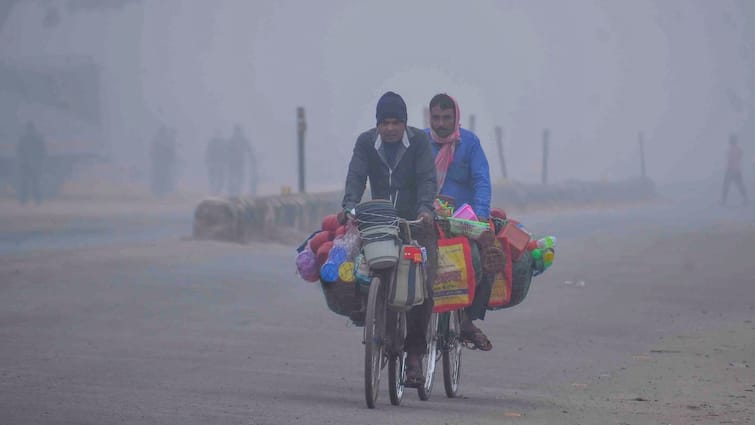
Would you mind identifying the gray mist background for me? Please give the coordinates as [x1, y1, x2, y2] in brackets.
[1, 0, 753, 196]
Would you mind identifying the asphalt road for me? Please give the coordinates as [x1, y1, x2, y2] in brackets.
[0, 196, 753, 424]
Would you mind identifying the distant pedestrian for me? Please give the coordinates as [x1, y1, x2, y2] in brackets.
[16, 121, 47, 205]
[205, 130, 227, 195]
[721, 134, 748, 206]
[226, 124, 253, 197]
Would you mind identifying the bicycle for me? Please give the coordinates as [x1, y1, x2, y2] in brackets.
[417, 216, 479, 400]
[417, 296, 464, 400]
[361, 216, 426, 409]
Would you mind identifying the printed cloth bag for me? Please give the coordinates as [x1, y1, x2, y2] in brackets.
[433, 225, 476, 313]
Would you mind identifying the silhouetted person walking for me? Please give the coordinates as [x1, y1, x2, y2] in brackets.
[16, 121, 47, 205]
[205, 130, 227, 195]
[226, 124, 253, 197]
[721, 134, 748, 206]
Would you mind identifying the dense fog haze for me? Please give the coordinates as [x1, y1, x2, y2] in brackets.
[1, 0, 753, 196]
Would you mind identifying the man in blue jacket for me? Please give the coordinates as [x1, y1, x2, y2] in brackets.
[426, 93, 494, 351]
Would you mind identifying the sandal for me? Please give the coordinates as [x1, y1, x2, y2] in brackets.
[461, 327, 493, 351]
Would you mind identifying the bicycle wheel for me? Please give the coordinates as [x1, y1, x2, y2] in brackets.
[364, 276, 386, 408]
[417, 312, 439, 400]
[442, 309, 463, 398]
[388, 348, 405, 405]
[388, 309, 406, 406]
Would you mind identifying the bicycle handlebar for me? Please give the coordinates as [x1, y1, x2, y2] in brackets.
[344, 208, 425, 226]
[398, 218, 425, 225]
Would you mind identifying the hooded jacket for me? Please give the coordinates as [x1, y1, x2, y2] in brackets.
[342, 126, 437, 219]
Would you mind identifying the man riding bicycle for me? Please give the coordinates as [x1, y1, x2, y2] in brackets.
[339, 91, 438, 386]
[426, 93, 494, 351]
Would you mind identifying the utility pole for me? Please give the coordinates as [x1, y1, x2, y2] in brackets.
[542, 129, 550, 185]
[468, 114, 476, 133]
[296, 106, 306, 193]
[423, 106, 430, 129]
[494, 126, 508, 180]
[638, 131, 646, 179]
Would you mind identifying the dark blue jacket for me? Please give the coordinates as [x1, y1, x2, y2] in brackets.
[343, 126, 437, 220]
[426, 128, 491, 219]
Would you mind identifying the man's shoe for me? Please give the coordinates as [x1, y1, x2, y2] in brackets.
[404, 353, 425, 388]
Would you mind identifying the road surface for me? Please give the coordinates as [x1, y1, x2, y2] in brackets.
[0, 195, 753, 424]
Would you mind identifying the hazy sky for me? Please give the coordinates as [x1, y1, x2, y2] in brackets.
[1, 0, 753, 194]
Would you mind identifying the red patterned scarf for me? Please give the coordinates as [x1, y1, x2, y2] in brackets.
[429, 95, 461, 192]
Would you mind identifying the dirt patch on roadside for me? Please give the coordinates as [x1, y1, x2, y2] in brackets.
[532, 322, 755, 424]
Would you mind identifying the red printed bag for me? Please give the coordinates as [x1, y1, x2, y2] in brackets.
[433, 225, 476, 313]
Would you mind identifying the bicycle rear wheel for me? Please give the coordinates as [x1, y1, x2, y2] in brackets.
[417, 312, 438, 401]
[364, 276, 385, 408]
[442, 309, 463, 398]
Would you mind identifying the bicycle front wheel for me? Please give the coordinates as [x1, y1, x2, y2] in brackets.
[388, 348, 405, 405]
[418, 312, 439, 401]
[364, 276, 385, 408]
[387, 308, 406, 406]
[442, 309, 463, 398]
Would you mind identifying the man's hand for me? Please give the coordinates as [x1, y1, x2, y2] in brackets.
[337, 208, 352, 225]
[417, 211, 435, 227]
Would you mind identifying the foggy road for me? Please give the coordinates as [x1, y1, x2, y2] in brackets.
[0, 199, 195, 256]
[0, 213, 191, 256]
[1, 199, 753, 424]
[3, 1, 754, 422]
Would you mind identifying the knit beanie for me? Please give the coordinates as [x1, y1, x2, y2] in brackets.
[375, 91, 407, 124]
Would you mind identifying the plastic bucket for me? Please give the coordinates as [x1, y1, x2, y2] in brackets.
[355, 200, 399, 270]
[362, 238, 399, 269]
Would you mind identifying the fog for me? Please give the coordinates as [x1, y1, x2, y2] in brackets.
[1, 0, 753, 196]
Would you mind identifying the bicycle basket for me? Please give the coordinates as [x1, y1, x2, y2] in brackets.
[445, 217, 491, 239]
[320, 279, 362, 317]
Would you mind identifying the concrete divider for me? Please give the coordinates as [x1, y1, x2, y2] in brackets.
[193, 192, 341, 243]
[193, 178, 656, 243]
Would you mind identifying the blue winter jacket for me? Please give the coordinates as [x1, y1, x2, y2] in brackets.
[426, 128, 492, 219]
